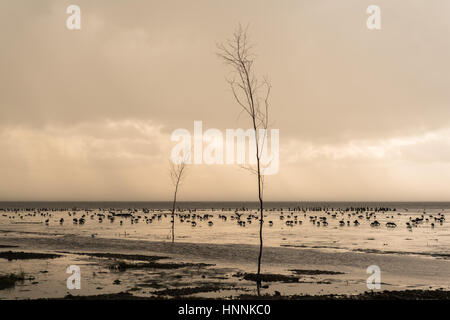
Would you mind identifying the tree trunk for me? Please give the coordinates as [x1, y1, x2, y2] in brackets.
[257, 182, 263, 296]
[253, 124, 264, 296]
[171, 185, 178, 243]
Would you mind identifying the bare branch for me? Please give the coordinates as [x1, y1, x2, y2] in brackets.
[217, 25, 273, 294]
[169, 157, 188, 243]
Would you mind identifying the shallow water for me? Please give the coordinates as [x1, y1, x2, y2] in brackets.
[0, 206, 449, 299]
[0, 208, 448, 256]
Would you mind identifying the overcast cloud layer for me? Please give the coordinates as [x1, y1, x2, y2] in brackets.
[1, 0, 450, 201]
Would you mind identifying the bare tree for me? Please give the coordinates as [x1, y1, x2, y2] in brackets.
[169, 161, 187, 243]
[217, 24, 271, 295]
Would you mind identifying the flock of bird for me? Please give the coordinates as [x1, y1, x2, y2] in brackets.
[0, 206, 446, 231]
[277, 209, 445, 230]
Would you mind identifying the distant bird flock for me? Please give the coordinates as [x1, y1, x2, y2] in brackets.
[0, 206, 445, 232]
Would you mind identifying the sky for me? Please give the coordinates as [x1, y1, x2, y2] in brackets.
[1, 0, 450, 201]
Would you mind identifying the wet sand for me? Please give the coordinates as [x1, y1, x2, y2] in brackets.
[1, 204, 450, 299]
[1, 233, 450, 299]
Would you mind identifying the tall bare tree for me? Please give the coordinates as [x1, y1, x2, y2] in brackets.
[217, 24, 271, 295]
[169, 161, 187, 243]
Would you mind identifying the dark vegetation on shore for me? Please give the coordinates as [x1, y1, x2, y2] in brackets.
[239, 289, 450, 300]
[234, 272, 300, 283]
[108, 260, 214, 271]
[152, 284, 235, 297]
[290, 269, 345, 275]
[56, 289, 450, 300]
[0, 251, 61, 261]
[58, 251, 169, 262]
[0, 272, 26, 290]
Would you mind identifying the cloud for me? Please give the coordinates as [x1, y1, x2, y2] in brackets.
[2, 0, 450, 140]
[283, 127, 450, 164]
[2, 0, 450, 200]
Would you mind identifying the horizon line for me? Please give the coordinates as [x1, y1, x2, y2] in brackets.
[1, 200, 450, 203]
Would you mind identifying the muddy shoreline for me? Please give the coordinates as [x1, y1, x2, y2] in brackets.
[2, 234, 450, 299]
[2, 234, 448, 270]
[54, 289, 450, 300]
